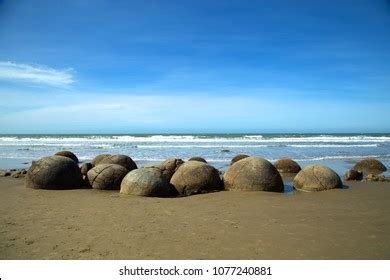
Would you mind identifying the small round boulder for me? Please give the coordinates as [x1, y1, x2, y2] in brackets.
[274, 159, 301, 173]
[224, 157, 284, 192]
[293, 165, 342, 192]
[81, 162, 93, 176]
[156, 158, 184, 181]
[98, 154, 137, 171]
[188, 157, 207, 163]
[120, 168, 171, 197]
[353, 158, 387, 175]
[87, 164, 128, 190]
[230, 154, 249, 165]
[55, 150, 79, 163]
[344, 169, 363, 181]
[25, 156, 83, 189]
[92, 154, 111, 166]
[170, 161, 222, 195]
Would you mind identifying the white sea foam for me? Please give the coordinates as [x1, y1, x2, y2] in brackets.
[136, 144, 270, 148]
[295, 154, 390, 161]
[288, 144, 378, 148]
[1, 134, 390, 143]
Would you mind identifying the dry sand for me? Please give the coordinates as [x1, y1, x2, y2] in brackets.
[1, 176, 389, 260]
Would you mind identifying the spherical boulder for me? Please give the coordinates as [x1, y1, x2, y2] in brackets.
[25, 156, 83, 189]
[92, 154, 111, 166]
[156, 158, 184, 181]
[170, 161, 222, 195]
[274, 159, 301, 173]
[230, 154, 249, 165]
[87, 164, 128, 190]
[293, 165, 342, 192]
[224, 157, 284, 192]
[188, 157, 207, 163]
[98, 154, 137, 171]
[353, 158, 387, 175]
[120, 168, 171, 197]
[55, 150, 79, 163]
[81, 162, 93, 176]
[344, 169, 363, 181]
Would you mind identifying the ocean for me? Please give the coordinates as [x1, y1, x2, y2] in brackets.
[1, 133, 390, 176]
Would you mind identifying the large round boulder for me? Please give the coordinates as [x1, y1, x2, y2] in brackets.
[293, 165, 342, 192]
[188, 157, 207, 163]
[156, 158, 184, 181]
[274, 159, 301, 173]
[54, 150, 79, 163]
[98, 154, 137, 171]
[25, 156, 83, 189]
[170, 161, 222, 195]
[92, 154, 111, 166]
[224, 157, 284, 192]
[120, 168, 171, 197]
[87, 164, 128, 190]
[230, 154, 249, 165]
[353, 158, 387, 175]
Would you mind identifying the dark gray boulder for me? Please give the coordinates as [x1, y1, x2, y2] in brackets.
[55, 150, 79, 163]
[81, 162, 93, 176]
[344, 169, 363, 181]
[25, 156, 83, 189]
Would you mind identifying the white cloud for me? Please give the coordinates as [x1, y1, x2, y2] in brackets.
[0, 61, 74, 87]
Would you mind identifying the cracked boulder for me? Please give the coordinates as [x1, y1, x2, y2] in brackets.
[223, 157, 284, 192]
[25, 156, 83, 189]
[154, 158, 184, 181]
[54, 150, 79, 163]
[87, 164, 128, 190]
[170, 161, 222, 195]
[293, 165, 342, 192]
[120, 168, 172, 197]
[98, 154, 137, 171]
[274, 158, 301, 173]
[353, 158, 387, 175]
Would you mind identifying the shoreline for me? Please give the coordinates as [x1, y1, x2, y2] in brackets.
[1, 175, 390, 260]
[2, 157, 390, 179]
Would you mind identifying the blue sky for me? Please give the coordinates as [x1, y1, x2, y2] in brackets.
[0, 0, 389, 133]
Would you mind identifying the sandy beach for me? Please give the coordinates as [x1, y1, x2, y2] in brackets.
[1, 176, 389, 260]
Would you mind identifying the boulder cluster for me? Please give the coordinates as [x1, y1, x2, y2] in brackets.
[15, 150, 388, 196]
[344, 158, 388, 181]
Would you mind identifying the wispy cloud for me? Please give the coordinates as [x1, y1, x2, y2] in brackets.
[0, 61, 74, 87]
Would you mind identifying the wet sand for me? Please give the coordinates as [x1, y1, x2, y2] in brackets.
[0, 176, 389, 260]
